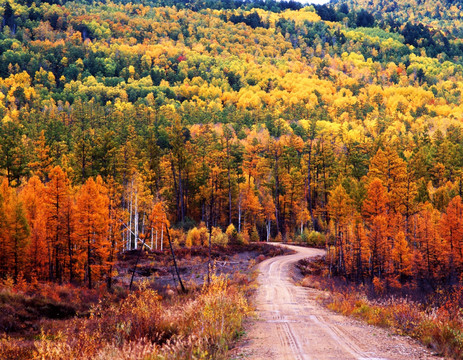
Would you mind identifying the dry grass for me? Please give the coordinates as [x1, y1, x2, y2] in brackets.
[298, 258, 463, 359]
[326, 290, 463, 358]
[0, 243, 288, 360]
[0, 273, 251, 360]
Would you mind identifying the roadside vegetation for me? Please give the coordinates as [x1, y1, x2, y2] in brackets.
[299, 256, 463, 359]
[0, 243, 288, 360]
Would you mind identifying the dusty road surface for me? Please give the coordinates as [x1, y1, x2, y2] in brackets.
[236, 244, 441, 360]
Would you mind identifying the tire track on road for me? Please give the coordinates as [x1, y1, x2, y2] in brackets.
[238, 243, 442, 360]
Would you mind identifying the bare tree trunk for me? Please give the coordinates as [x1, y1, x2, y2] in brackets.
[307, 140, 315, 229]
[266, 219, 270, 242]
[207, 173, 215, 286]
[226, 135, 232, 225]
[165, 224, 186, 293]
[161, 227, 163, 251]
[134, 186, 139, 250]
[129, 179, 133, 250]
[150, 227, 153, 250]
[238, 201, 242, 233]
[275, 153, 281, 237]
[179, 167, 185, 223]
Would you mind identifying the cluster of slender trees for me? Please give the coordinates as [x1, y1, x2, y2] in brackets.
[328, 146, 463, 288]
[0, 159, 170, 288]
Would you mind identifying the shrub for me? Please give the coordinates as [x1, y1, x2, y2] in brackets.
[170, 228, 186, 248]
[250, 226, 260, 242]
[31, 275, 250, 360]
[212, 227, 228, 246]
[226, 224, 238, 244]
[238, 231, 249, 245]
[306, 231, 325, 247]
[186, 226, 207, 247]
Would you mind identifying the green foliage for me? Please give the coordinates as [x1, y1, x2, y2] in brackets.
[305, 231, 325, 248]
[250, 226, 260, 242]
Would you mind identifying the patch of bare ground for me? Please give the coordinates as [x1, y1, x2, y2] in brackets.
[116, 242, 292, 291]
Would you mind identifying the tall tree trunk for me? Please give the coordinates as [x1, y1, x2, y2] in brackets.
[170, 158, 179, 221]
[87, 234, 92, 289]
[207, 174, 214, 285]
[165, 224, 186, 293]
[226, 136, 232, 225]
[306, 141, 315, 229]
[134, 188, 139, 250]
[275, 153, 281, 237]
[238, 201, 242, 233]
[267, 219, 270, 242]
[179, 167, 185, 223]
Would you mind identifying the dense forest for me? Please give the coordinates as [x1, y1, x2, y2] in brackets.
[1, 0, 463, 297]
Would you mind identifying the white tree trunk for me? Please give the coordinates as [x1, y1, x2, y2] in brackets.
[238, 203, 241, 233]
[129, 185, 133, 250]
[266, 219, 270, 242]
[134, 187, 139, 250]
[151, 227, 153, 249]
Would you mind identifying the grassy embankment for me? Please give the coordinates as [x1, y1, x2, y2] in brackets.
[298, 256, 463, 359]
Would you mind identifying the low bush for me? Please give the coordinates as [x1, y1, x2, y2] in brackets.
[31, 274, 250, 360]
[299, 256, 463, 359]
[306, 231, 325, 247]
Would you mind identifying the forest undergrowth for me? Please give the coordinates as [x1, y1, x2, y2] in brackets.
[0, 243, 290, 360]
[299, 256, 463, 359]
[0, 272, 251, 360]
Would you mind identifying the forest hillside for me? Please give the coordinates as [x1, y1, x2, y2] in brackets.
[1, 0, 463, 357]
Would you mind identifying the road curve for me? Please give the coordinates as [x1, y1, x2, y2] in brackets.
[237, 243, 440, 360]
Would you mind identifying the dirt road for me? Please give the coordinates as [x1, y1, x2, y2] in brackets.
[236, 244, 441, 360]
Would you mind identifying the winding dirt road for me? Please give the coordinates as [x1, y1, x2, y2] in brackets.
[236, 244, 441, 360]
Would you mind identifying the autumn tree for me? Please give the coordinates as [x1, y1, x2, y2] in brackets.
[21, 176, 48, 280]
[74, 176, 110, 288]
[0, 178, 29, 280]
[29, 130, 53, 183]
[45, 166, 71, 283]
[439, 195, 463, 283]
[328, 184, 353, 276]
[362, 178, 389, 279]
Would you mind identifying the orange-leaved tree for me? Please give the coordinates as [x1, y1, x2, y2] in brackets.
[362, 178, 389, 280]
[439, 195, 463, 283]
[74, 176, 110, 288]
[21, 176, 48, 280]
[45, 166, 71, 283]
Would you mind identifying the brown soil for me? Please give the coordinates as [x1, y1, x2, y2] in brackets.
[233, 244, 443, 360]
[116, 243, 290, 291]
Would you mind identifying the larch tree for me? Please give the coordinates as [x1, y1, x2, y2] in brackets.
[414, 204, 443, 282]
[74, 176, 110, 289]
[21, 176, 48, 280]
[362, 178, 389, 279]
[392, 230, 411, 281]
[0, 178, 30, 280]
[328, 183, 353, 276]
[439, 195, 463, 283]
[45, 166, 71, 283]
[368, 146, 407, 214]
[8, 194, 30, 281]
[29, 130, 53, 183]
